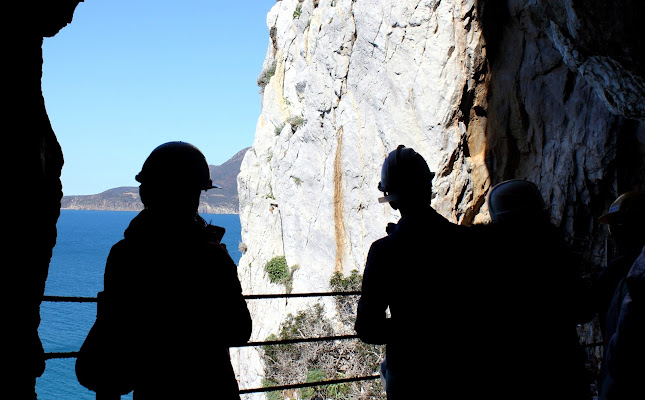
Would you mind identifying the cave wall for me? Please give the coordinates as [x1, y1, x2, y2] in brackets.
[479, 0, 645, 265]
[4, 2, 81, 398]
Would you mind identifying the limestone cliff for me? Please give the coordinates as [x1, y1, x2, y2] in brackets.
[235, 0, 645, 393]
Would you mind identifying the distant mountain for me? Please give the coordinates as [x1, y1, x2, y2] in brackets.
[61, 148, 249, 214]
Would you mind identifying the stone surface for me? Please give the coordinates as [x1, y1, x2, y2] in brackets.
[236, 0, 645, 393]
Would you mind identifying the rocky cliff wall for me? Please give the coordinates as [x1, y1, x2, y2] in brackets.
[236, 0, 645, 393]
[6, 2, 83, 397]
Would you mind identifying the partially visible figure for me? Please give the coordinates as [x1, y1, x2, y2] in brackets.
[594, 191, 645, 399]
[76, 142, 252, 399]
[594, 191, 645, 339]
[355, 145, 471, 399]
[599, 245, 645, 400]
[481, 179, 592, 400]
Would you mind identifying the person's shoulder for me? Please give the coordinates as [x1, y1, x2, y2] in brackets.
[367, 234, 396, 258]
[626, 246, 645, 293]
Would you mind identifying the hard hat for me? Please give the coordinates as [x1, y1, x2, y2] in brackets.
[598, 191, 645, 225]
[135, 141, 221, 190]
[377, 145, 435, 204]
[488, 179, 545, 224]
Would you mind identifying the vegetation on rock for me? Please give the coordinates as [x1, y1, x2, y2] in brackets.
[261, 271, 385, 399]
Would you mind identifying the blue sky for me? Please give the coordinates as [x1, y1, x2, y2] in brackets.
[43, 0, 275, 195]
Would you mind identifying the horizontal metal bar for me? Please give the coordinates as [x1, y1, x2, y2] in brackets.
[46, 337, 603, 360]
[241, 334, 359, 347]
[42, 295, 97, 303]
[44, 335, 362, 360]
[240, 374, 381, 394]
[45, 351, 79, 360]
[42, 291, 361, 303]
[244, 291, 360, 299]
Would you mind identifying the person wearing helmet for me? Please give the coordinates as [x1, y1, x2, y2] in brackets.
[594, 191, 645, 329]
[355, 145, 472, 399]
[593, 191, 645, 399]
[480, 180, 592, 399]
[75, 142, 252, 399]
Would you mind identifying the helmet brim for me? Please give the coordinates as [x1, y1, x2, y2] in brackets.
[598, 211, 619, 225]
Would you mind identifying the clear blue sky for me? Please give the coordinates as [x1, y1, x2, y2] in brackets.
[43, 0, 275, 195]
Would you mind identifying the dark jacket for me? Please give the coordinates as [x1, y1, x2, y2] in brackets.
[600, 245, 645, 400]
[472, 220, 591, 400]
[355, 208, 472, 397]
[594, 250, 642, 340]
[76, 209, 252, 399]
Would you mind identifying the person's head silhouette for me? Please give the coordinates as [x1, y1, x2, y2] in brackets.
[487, 179, 547, 227]
[377, 145, 435, 214]
[135, 141, 220, 218]
[598, 191, 645, 256]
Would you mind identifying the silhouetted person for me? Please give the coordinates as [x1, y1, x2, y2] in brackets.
[599, 244, 645, 400]
[76, 142, 252, 399]
[594, 191, 645, 335]
[593, 191, 645, 398]
[479, 179, 592, 399]
[355, 145, 471, 399]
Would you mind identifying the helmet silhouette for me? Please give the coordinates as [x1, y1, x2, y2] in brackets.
[488, 179, 545, 224]
[378, 145, 435, 204]
[598, 191, 645, 225]
[135, 141, 221, 190]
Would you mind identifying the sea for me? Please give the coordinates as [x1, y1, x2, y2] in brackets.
[36, 210, 242, 400]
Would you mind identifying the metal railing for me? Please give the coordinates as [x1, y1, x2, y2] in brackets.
[42, 291, 381, 396]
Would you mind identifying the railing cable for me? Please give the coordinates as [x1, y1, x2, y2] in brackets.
[240, 374, 380, 394]
[42, 291, 361, 304]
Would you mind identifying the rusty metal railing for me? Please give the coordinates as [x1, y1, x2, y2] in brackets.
[42, 291, 381, 397]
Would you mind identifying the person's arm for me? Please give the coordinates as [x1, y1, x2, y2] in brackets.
[212, 244, 252, 346]
[355, 242, 392, 344]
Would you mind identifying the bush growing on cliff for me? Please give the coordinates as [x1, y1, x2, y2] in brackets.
[265, 256, 290, 284]
[261, 271, 385, 400]
[264, 256, 298, 293]
[288, 115, 304, 128]
[293, 4, 302, 19]
[257, 60, 277, 91]
[330, 269, 362, 326]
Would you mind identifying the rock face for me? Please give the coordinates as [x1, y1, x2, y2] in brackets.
[236, 0, 645, 393]
[6, 2, 83, 396]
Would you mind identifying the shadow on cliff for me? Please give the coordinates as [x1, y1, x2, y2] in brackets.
[474, 0, 645, 394]
[475, 0, 644, 239]
[476, 0, 644, 192]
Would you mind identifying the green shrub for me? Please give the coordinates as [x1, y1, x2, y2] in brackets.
[288, 115, 304, 128]
[262, 378, 281, 400]
[261, 299, 386, 399]
[274, 122, 285, 136]
[265, 256, 290, 284]
[329, 269, 362, 291]
[293, 5, 302, 18]
[257, 60, 277, 88]
[301, 369, 327, 398]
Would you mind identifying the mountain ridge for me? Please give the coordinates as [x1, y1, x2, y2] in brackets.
[61, 147, 249, 214]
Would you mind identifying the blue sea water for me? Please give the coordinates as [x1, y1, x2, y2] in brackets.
[36, 210, 242, 400]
